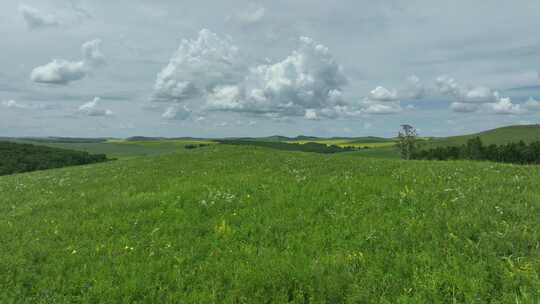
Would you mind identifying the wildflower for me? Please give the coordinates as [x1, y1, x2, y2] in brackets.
[215, 219, 232, 235]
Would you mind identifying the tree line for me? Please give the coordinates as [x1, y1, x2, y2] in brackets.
[412, 137, 540, 164]
[0, 141, 110, 176]
[218, 140, 363, 154]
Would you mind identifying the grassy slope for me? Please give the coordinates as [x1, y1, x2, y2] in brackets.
[359, 124, 540, 158]
[8, 139, 216, 159]
[1, 146, 538, 303]
[424, 124, 540, 149]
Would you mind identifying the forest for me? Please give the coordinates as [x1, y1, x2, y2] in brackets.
[0, 141, 110, 176]
[413, 137, 540, 164]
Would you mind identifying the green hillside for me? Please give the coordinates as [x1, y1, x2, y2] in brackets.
[1, 145, 538, 303]
[6, 139, 216, 159]
[358, 124, 540, 158]
[424, 124, 540, 149]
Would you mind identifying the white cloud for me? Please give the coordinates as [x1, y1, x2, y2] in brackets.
[524, 97, 540, 111]
[486, 97, 524, 115]
[435, 75, 462, 97]
[31, 60, 87, 85]
[82, 39, 106, 67]
[30, 39, 105, 85]
[450, 102, 478, 113]
[78, 97, 112, 116]
[209, 36, 348, 117]
[359, 76, 424, 115]
[462, 86, 499, 103]
[19, 4, 60, 29]
[362, 102, 401, 115]
[368, 86, 398, 102]
[162, 105, 191, 120]
[436, 75, 530, 115]
[436, 75, 498, 103]
[153, 29, 244, 102]
[304, 109, 319, 120]
[153, 31, 414, 119]
[206, 85, 243, 110]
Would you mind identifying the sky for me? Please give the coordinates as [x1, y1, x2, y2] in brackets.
[1, 0, 540, 138]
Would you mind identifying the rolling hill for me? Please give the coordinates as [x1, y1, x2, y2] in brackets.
[1, 145, 539, 302]
[423, 124, 540, 149]
[3, 124, 540, 161]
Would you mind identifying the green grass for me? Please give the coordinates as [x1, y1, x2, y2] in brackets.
[359, 124, 540, 159]
[348, 146, 402, 159]
[424, 124, 540, 149]
[1, 145, 539, 303]
[109, 139, 216, 146]
[9, 139, 216, 160]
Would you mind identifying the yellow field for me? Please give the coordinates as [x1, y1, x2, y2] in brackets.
[287, 139, 395, 148]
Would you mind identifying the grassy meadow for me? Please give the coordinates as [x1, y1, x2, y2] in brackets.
[8, 139, 217, 160]
[1, 144, 539, 303]
[421, 124, 540, 149]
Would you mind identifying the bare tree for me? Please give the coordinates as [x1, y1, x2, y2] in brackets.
[398, 124, 417, 160]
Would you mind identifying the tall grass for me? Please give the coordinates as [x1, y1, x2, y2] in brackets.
[0, 145, 538, 303]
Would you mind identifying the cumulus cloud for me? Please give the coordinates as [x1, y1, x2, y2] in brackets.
[357, 76, 425, 116]
[436, 76, 498, 103]
[304, 109, 319, 120]
[19, 4, 60, 29]
[486, 97, 524, 115]
[524, 97, 540, 111]
[153, 29, 244, 103]
[78, 97, 112, 116]
[162, 105, 191, 120]
[31, 60, 87, 85]
[156, 30, 505, 120]
[154, 31, 413, 119]
[207, 36, 348, 117]
[245, 41, 347, 113]
[368, 86, 398, 102]
[206, 85, 243, 110]
[462, 86, 499, 103]
[435, 75, 529, 115]
[435, 75, 462, 97]
[31, 39, 105, 85]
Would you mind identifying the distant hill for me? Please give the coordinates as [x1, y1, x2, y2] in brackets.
[423, 124, 540, 148]
[225, 135, 394, 143]
[293, 135, 320, 141]
[3, 137, 110, 143]
[126, 136, 165, 142]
